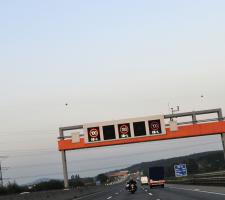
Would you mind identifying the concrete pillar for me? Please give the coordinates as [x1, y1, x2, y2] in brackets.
[59, 128, 69, 189]
[61, 150, 69, 188]
[217, 109, 225, 162]
[221, 134, 225, 162]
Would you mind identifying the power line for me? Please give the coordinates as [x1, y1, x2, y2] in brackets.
[7, 163, 131, 180]
[1, 135, 222, 157]
[6, 141, 221, 170]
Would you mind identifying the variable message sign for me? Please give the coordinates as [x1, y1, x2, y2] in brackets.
[84, 115, 166, 143]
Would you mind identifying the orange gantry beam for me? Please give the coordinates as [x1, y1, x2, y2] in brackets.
[58, 121, 225, 151]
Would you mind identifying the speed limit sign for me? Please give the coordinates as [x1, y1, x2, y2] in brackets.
[87, 127, 100, 142]
[148, 120, 162, 134]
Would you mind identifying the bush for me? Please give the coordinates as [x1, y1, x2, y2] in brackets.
[0, 182, 27, 196]
[6, 182, 23, 193]
[32, 180, 64, 191]
[0, 186, 7, 195]
[96, 174, 108, 183]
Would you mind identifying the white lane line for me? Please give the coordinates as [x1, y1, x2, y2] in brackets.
[107, 196, 112, 199]
[115, 192, 119, 195]
[148, 192, 153, 196]
[168, 186, 225, 196]
[73, 191, 105, 200]
[156, 199, 160, 200]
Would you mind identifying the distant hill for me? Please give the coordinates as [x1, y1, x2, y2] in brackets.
[125, 150, 225, 178]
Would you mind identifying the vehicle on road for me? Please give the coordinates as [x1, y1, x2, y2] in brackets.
[140, 176, 149, 185]
[129, 183, 137, 194]
[126, 179, 137, 194]
[149, 166, 165, 188]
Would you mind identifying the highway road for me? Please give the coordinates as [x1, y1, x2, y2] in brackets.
[73, 183, 225, 200]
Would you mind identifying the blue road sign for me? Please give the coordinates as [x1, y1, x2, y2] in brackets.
[174, 164, 187, 177]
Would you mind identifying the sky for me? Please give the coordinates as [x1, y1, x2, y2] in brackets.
[0, 0, 225, 184]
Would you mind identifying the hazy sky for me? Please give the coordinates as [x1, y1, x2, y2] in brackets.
[0, 0, 225, 184]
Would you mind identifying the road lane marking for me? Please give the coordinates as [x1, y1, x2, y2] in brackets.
[107, 196, 112, 199]
[115, 192, 119, 195]
[73, 191, 105, 200]
[148, 192, 153, 196]
[168, 186, 225, 196]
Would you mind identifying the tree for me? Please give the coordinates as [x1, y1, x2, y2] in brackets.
[32, 180, 64, 191]
[70, 174, 84, 187]
[96, 174, 108, 183]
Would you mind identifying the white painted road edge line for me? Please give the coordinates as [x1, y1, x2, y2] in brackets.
[148, 192, 153, 196]
[107, 196, 112, 199]
[168, 186, 225, 196]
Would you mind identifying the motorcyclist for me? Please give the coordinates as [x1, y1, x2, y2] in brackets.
[128, 178, 137, 185]
[126, 178, 137, 191]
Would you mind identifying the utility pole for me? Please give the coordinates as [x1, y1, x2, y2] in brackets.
[169, 106, 180, 121]
[0, 156, 8, 187]
[0, 162, 3, 187]
[171, 106, 180, 115]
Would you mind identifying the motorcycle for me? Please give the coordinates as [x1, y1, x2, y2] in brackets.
[129, 183, 137, 194]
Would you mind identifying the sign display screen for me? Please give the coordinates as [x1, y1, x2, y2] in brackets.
[103, 125, 116, 140]
[87, 127, 101, 142]
[118, 123, 131, 138]
[148, 119, 162, 134]
[133, 121, 146, 136]
[84, 114, 165, 143]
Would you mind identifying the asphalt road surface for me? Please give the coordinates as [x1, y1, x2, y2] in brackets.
[73, 183, 225, 200]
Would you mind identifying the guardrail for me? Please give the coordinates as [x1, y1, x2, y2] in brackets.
[167, 171, 225, 186]
[193, 170, 225, 177]
[58, 108, 225, 139]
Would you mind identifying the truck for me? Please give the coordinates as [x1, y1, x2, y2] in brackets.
[140, 176, 148, 185]
[148, 166, 165, 188]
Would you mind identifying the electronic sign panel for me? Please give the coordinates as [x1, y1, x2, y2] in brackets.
[133, 121, 146, 136]
[87, 127, 101, 142]
[103, 125, 116, 140]
[84, 114, 166, 143]
[118, 123, 131, 138]
[148, 119, 162, 134]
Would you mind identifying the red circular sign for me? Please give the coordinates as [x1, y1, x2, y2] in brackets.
[120, 125, 129, 134]
[89, 128, 99, 138]
[151, 122, 160, 131]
